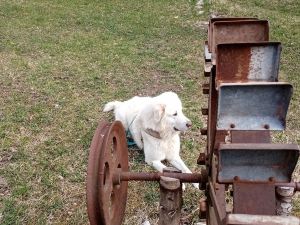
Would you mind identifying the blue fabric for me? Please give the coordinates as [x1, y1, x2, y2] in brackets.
[126, 129, 136, 146]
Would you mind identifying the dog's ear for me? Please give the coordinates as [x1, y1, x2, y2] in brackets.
[153, 104, 166, 122]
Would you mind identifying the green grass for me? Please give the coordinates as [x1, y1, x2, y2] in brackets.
[0, 0, 299, 224]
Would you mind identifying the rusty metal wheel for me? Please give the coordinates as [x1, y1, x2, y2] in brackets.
[87, 121, 129, 225]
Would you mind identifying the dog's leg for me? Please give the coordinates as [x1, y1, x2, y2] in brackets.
[169, 158, 199, 189]
[169, 157, 191, 173]
[151, 160, 167, 172]
[150, 160, 186, 191]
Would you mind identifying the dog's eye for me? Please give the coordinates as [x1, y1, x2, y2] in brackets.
[173, 112, 177, 116]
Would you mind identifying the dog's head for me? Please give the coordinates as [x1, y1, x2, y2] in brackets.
[151, 92, 192, 133]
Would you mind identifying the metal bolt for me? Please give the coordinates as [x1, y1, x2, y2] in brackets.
[199, 199, 207, 219]
[230, 124, 235, 128]
[202, 83, 209, 95]
[201, 108, 209, 115]
[233, 176, 240, 181]
[197, 153, 206, 165]
[200, 128, 208, 135]
[269, 177, 275, 182]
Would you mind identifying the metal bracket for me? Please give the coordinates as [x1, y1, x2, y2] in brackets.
[218, 143, 299, 183]
[216, 42, 281, 87]
[217, 82, 293, 130]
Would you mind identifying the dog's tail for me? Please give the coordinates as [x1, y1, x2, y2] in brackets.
[103, 101, 122, 112]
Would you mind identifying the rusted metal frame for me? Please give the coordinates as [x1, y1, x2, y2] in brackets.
[212, 20, 270, 48]
[208, 17, 258, 52]
[216, 82, 293, 131]
[208, 45, 272, 225]
[206, 67, 226, 160]
[205, 18, 290, 225]
[219, 143, 299, 151]
[201, 47, 227, 225]
[199, 199, 207, 220]
[217, 180, 300, 190]
[217, 143, 299, 184]
[213, 131, 227, 154]
[215, 42, 281, 87]
[206, 17, 298, 225]
[198, 61, 214, 165]
[205, 41, 212, 62]
[205, 65, 227, 225]
[230, 130, 270, 143]
[201, 69, 226, 158]
[114, 171, 206, 185]
[226, 214, 300, 225]
[211, 20, 269, 63]
[218, 143, 299, 218]
[211, 51, 279, 223]
[211, 153, 226, 220]
[233, 181, 276, 215]
[207, 66, 219, 163]
[208, 181, 226, 225]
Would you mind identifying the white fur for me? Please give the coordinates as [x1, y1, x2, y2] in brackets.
[104, 92, 199, 189]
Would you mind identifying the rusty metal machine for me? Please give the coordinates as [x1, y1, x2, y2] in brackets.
[86, 17, 300, 225]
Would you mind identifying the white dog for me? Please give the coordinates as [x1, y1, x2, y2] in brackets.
[104, 92, 199, 189]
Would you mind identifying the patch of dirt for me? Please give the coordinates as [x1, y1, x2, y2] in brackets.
[0, 152, 13, 166]
[0, 176, 10, 197]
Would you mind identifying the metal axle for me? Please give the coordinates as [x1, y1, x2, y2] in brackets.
[113, 170, 300, 192]
[113, 170, 207, 185]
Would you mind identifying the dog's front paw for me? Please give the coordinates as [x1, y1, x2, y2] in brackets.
[182, 183, 186, 191]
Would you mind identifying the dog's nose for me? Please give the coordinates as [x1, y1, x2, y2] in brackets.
[186, 121, 192, 128]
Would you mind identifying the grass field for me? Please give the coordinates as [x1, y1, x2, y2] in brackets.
[0, 0, 299, 224]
